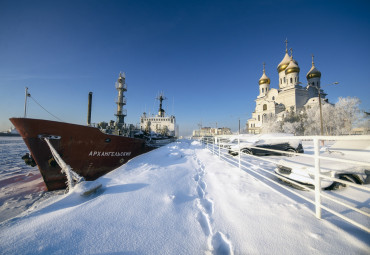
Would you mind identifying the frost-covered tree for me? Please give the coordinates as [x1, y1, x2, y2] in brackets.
[331, 97, 361, 135]
[301, 97, 361, 135]
[260, 115, 282, 133]
[282, 111, 305, 135]
[303, 102, 334, 135]
[259, 96, 364, 136]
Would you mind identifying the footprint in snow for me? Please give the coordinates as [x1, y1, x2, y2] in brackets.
[199, 180, 207, 191]
[197, 185, 205, 199]
[197, 210, 212, 236]
[201, 198, 214, 216]
[212, 232, 234, 255]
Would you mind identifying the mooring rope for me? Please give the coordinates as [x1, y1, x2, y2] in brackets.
[44, 138, 84, 191]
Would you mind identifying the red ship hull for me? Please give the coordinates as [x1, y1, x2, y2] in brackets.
[10, 118, 150, 191]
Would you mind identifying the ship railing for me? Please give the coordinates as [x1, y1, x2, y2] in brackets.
[115, 109, 127, 116]
[116, 97, 127, 105]
[200, 135, 370, 234]
[115, 82, 127, 90]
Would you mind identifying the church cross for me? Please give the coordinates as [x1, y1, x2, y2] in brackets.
[285, 38, 288, 52]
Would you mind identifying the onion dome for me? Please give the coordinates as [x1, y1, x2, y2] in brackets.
[259, 62, 270, 85]
[306, 55, 321, 79]
[277, 52, 291, 73]
[285, 48, 300, 74]
[285, 59, 300, 74]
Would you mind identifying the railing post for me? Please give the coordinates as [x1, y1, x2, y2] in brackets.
[314, 137, 322, 219]
[212, 137, 215, 155]
[218, 137, 221, 158]
[238, 135, 241, 169]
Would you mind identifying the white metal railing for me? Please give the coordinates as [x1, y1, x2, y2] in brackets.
[200, 135, 370, 233]
[115, 82, 127, 90]
[116, 96, 127, 105]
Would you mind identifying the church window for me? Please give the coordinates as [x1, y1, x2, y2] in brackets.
[290, 78, 293, 84]
[280, 78, 282, 84]
[258, 115, 260, 121]
[272, 96, 275, 100]
[262, 88, 264, 93]
[263, 104, 267, 111]
[283, 77, 286, 83]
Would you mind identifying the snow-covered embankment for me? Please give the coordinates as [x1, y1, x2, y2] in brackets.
[0, 140, 368, 254]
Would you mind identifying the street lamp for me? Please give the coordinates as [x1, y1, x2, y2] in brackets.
[300, 81, 339, 136]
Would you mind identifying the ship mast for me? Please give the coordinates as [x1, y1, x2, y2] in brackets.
[157, 93, 167, 117]
[115, 72, 127, 129]
[24, 87, 30, 118]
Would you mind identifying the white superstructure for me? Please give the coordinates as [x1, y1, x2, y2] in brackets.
[140, 93, 178, 137]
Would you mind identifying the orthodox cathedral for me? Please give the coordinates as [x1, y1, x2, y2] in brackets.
[247, 40, 326, 134]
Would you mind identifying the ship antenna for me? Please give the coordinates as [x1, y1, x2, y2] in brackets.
[156, 92, 167, 117]
[172, 96, 174, 116]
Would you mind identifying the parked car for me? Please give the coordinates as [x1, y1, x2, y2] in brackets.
[228, 134, 304, 156]
[275, 140, 370, 190]
[218, 135, 255, 149]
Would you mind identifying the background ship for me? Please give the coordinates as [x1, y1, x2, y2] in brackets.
[138, 93, 178, 147]
[0, 127, 20, 136]
[10, 73, 152, 191]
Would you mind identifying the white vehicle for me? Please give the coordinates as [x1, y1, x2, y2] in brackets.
[227, 133, 303, 156]
[275, 140, 370, 190]
[217, 134, 256, 149]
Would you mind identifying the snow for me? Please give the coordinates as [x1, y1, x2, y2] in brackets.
[0, 138, 369, 254]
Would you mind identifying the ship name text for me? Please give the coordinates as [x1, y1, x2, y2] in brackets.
[89, 151, 132, 157]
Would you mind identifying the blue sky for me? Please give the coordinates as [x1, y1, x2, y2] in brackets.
[1, 0, 369, 136]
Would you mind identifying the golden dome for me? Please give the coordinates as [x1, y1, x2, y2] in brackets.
[259, 63, 270, 85]
[285, 48, 300, 74]
[285, 60, 300, 74]
[277, 52, 291, 73]
[306, 55, 321, 79]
